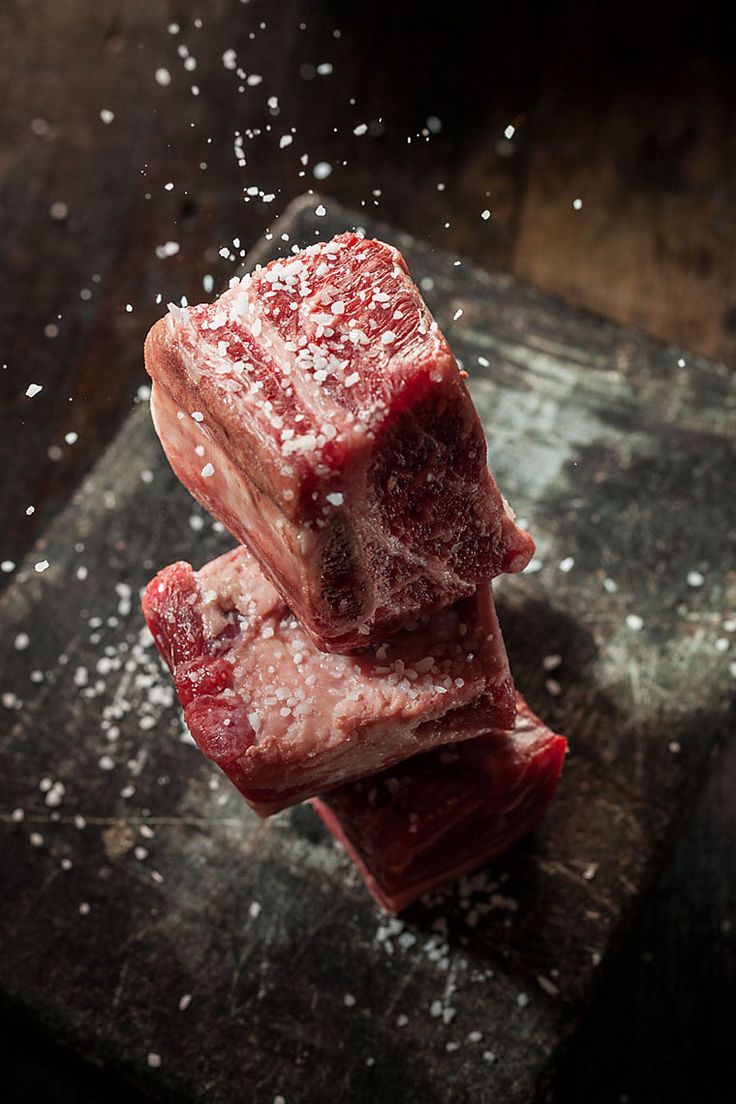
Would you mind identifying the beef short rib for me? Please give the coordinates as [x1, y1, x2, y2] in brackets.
[145, 232, 533, 652]
[313, 696, 566, 912]
[142, 545, 516, 817]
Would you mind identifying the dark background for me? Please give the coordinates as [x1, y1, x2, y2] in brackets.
[0, 1, 734, 1101]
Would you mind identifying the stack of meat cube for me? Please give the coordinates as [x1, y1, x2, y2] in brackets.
[142, 232, 566, 912]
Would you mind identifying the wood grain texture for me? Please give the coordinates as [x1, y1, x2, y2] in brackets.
[0, 197, 733, 1104]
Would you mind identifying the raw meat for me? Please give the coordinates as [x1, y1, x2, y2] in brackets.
[312, 696, 566, 912]
[142, 545, 517, 817]
[145, 232, 534, 652]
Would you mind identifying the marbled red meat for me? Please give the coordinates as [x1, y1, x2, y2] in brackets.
[142, 545, 516, 817]
[312, 696, 566, 912]
[145, 232, 534, 653]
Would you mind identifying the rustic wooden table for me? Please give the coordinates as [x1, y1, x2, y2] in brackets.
[1, 2, 733, 1101]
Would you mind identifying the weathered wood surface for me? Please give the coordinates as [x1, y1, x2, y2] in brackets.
[1, 198, 733, 1103]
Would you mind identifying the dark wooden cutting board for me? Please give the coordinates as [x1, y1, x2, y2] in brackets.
[1, 196, 734, 1104]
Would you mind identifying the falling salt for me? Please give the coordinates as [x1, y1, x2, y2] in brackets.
[34, 560, 50, 573]
[14, 633, 30, 651]
[313, 162, 332, 180]
[573, 198, 583, 210]
[626, 614, 644, 631]
[687, 570, 705, 588]
[155, 68, 171, 86]
[559, 557, 575, 573]
[353, 123, 368, 136]
[201, 463, 215, 478]
[147, 1052, 162, 1069]
[100, 109, 115, 124]
[481, 209, 491, 220]
[26, 383, 43, 398]
[178, 994, 192, 1011]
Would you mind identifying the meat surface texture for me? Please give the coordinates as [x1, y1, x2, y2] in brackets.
[312, 696, 566, 912]
[142, 545, 516, 817]
[145, 232, 534, 652]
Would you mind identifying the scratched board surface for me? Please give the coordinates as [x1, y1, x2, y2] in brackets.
[1, 197, 734, 1104]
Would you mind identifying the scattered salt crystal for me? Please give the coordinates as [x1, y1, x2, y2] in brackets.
[314, 204, 327, 218]
[14, 632, 29, 651]
[65, 432, 78, 445]
[98, 755, 115, 771]
[453, 308, 463, 321]
[353, 123, 368, 136]
[11, 808, 25, 823]
[317, 62, 333, 75]
[201, 463, 215, 478]
[79, 902, 91, 915]
[45, 781, 66, 807]
[715, 638, 729, 653]
[545, 678, 561, 697]
[61, 857, 72, 870]
[279, 135, 293, 149]
[155, 68, 171, 86]
[559, 557, 575, 573]
[147, 1052, 162, 1069]
[626, 614, 644, 631]
[343, 993, 356, 1007]
[687, 570, 705, 588]
[100, 109, 115, 124]
[330, 300, 345, 315]
[26, 383, 43, 398]
[516, 993, 530, 1008]
[542, 654, 561, 671]
[381, 330, 396, 345]
[249, 901, 262, 919]
[313, 162, 332, 180]
[603, 577, 618, 593]
[326, 492, 344, 506]
[34, 560, 50, 573]
[50, 201, 69, 221]
[668, 740, 681, 754]
[483, 1051, 497, 1063]
[481, 209, 491, 220]
[178, 994, 192, 1011]
[155, 241, 180, 259]
[583, 862, 598, 880]
[30, 833, 44, 847]
[1, 560, 16, 573]
[573, 197, 583, 210]
[524, 558, 543, 574]
[396, 1013, 409, 1026]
